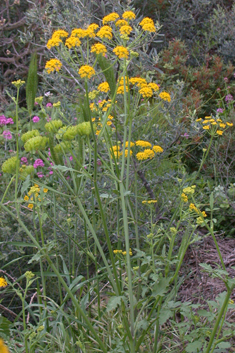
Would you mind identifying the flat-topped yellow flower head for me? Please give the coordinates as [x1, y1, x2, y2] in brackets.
[78, 65, 95, 79]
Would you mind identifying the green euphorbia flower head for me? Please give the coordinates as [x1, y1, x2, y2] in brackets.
[2, 156, 19, 174]
[21, 130, 40, 143]
[24, 136, 48, 152]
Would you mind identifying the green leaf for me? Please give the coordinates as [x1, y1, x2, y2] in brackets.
[26, 52, 38, 116]
[199, 263, 213, 273]
[21, 175, 31, 196]
[106, 296, 126, 312]
[216, 341, 231, 349]
[152, 278, 170, 297]
[10, 241, 37, 248]
[159, 308, 173, 325]
[97, 55, 116, 97]
[135, 319, 148, 331]
[186, 341, 203, 352]
[0, 315, 11, 335]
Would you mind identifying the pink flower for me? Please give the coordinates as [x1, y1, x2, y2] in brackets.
[32, 116, 40, 123]
[21, 157, 28, 165]
[69, 156, 73, 161]
[3, 130, 12, 140]
[224, 77, 228, 82]
[225, 94, 233, 102]
[0, 115, 7, 125]
[33, 159, 45, 168]
[37, 172, 44, 178]
[217, 108, 224, 113]
[6, 118, 14, 125]
[46, 103, 52, 107]
[49, 171, 53, 175]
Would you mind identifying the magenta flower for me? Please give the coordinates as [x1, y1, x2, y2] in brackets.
[3, 130, 12, 140]
[0, 115, 7, 125]
[46, 103, 52, 107]
[225, 94, 233, 102]
[217, 108, 224, 113]
[37, 172, 44, 178]
[6, 118, 14, 125]
[33, 159, 45, 168]
[21, 157, 28, 165]
[32, 116, 40, 123]
[69, 156, 73, 161]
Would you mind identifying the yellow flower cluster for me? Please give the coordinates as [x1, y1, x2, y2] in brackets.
[129, 78, 160, 98]
[65, 36, 81, 49]
[113, 248, 132, 255]
[78, 65, 95, 79]
[139, 17, 156, 32]
[98, 82, 110, 93]
[152, 145, 163, 153]
[159, 91, 171, 102]
[122, 11, 136, 20]
[183, 185, 196, 195]
[47, 29, 69, 49]
[181, 193, 188, 202]
[116, 19, 128, 27]
[136, 140, 152, 148]
[91, 43, 107, 56]
[0, 277, 7, 288]
[68, 24, 99, 42]
[45, 59, 62, 74]
[136, 149, 155, 160]
[0, 339, 9, 353]
[125, 141, 135, 148]
[119, 25, 133, 37]
[129, 77, 147, 87]
[24, 184, 48, 209]
[135, 141, 163, 160]
[103, 12, 119, 24]
[97, 25, 113, 39]
[113, 46, 129, 59]
[12, 79, 25, 88]
[124, 149, 133, 157]
[189, 203, 207, 217]
[139, 85, 153, 98]
[197, 115, 233, 136]
[142, 200, 157, 204]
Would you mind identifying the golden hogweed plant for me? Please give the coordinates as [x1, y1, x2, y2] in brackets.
[1, 9, 235, 353]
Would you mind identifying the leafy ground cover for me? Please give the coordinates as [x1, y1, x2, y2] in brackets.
[1, 5, 235, 353]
